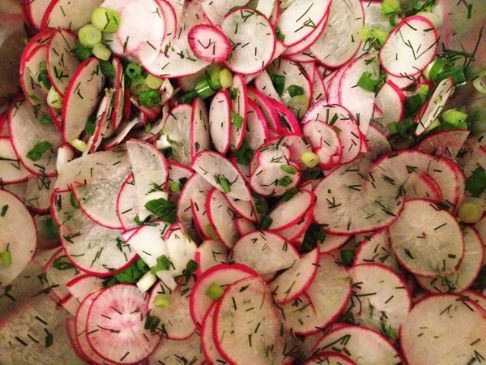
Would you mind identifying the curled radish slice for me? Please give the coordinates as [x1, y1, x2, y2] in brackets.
[0, 138, 30, 184]
[389, 199, 463, 276]
[149, 332, 205, 365]
[232, 231, 299, 275]
[188, 24, 231, 63]
[354, 230, 400, 271]
[206, 189, 238, 248]
[195, 240, 229, 274]
[245, 99, 269, 150]
[400, 294, 486, 365]
[416, 227, 484, 293]
[303, 120, 342, 168]
[0, 190, 37, 287]
[221, 8, 276, 75]
[379, 15, 438, 77]
[209, 89, 231, 154]
[86, 284, 161, 364]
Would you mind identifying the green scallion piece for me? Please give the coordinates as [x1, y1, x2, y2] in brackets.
[78, 24, 103, 48]
[0, 250, 12, 268]
[357, 72, 381, 92]
[205, 282, 224, 300]
[287, 85, 305, 97]
[139, 89, 161, 108]
[27, 141, 52, 161]
[91, 7, 121, 33]
[126, 62, 143, 81]
[270, 74, 285, 96]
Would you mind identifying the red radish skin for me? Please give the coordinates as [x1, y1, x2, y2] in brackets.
[188, 24, 232, 63]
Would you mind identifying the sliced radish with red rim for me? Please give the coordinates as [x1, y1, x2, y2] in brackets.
[191, 97, 211, 158]
[66, 274, 104, 303]
[195, 240, 229, 274]
[375, 80, 405, 129]
[0, 138, 30, 184]
[188, 24, 231, 63]
[402, 171, 442, 202]
[230, 74, 248, 151]
[416, 129, 469, 160]
[353, 230, 399, 271]
[250, 161, 302, 197]
[209, 89, 232, 154]
[304, 352, 356, 365]
[42, 0, 102, 30]
[161, 103, 193, 165]
[303, 120, 342, 168]
[268, 190, 315, 231]
[148, 332, 205, 365]
[206, 188, 238, 248]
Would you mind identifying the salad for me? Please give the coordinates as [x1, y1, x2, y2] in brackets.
[0, 0, 485, 364]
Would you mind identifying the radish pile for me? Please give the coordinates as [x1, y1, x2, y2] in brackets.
[1, 0, 485, 364]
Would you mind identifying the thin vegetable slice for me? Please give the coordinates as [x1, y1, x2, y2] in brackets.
[416, 129, 470, 160]
[304, 351, 356, 365]
[148, 332, 205, 365]
[0, 137, 30, 184]
[209, 89, 231, 154]
[230, 74, 248, 151]
[188, 24, 231, 63]
[206, 188, 238, 248]
[191, 97, 211, 158]
[41, 0, 102, 30]
[268, 190, 315, 231]
[353, 230, 400, 271]
[161, 104, 193, 165]
[195, 240, 229, 274]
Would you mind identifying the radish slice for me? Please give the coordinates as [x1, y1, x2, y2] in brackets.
[201, 0, 247, 25]
[201, 303, 228, 364]
[235, 217, 256, 236]
[276, 211, 312, 242]
[110, 57, 125, 130]
[248, 87, 282, 135]
[353, 230, 400, 271]
[222, 8, 276, 75]
[304, 352, 356, 365]
[62, 58, 105, 142]
[43, 248, 80, 303]
[0, 137, 30, 184]
[66, 274, 104, 303]
[214, 276, 284, 365]
[375, 80, 405, 129]
[416, 227, 484, 293]
[191, 97, 211, 158]
[206, 188, 238, 248]
[230, 74, 248, 151]
[86, 284, 161, 364]
[188, 24, 231, 63]
[379, 15, 438, 77]
[303, 120, 342, 168]
[402, 171, 442, 202]
[282, 12, 328, 56]
[24, 175, 56, 213]
[149, 332, 205, 365]
[415, 77, 455, 136]
[254, 70, 282, 102]
[311, 65, 327, 103]
[127, 139, 169, 220]
[209, 89, 231, 154]
[192, 151, 252, 201]
[317, 232, 350, 253]
[226, 195, 258, 222]
[0, 190, 37, 287]
[416, 129, 469, 160]
[278, 0, 331, 47]
[148, 280, 196, 340]
[310, 0, 363, 67]
[191, 190, 211, 240]
[348, 263, 412, 335]
[52, 189, 136, 276]
[161, 104, 192, 165]
[270, 248, 319, 304]
[232, 231, 299, 275]
[41, 0, 102, 30]
[19, 43, 49, 112]
[167, 161, 193, 201]
[46, 29, 80, 95]
[195, 240, 229, 274]
[313, 325, 402, 364]
[8, 100, 62, 177]
[464, 290, 486, 313]
[268, 190, 315, 231]
[189, 263, 257, 326]
[389, 199, 463, 276]
[314, 163, 403, 234]
[250, 161, 302, 197]
[365, 124, 392, 161]
[24, 0, 51, 29]
[400, 294, 486, 365]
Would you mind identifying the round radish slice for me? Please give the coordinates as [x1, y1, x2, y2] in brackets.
[23, 175, 54, 213]
[353, 230, 400, 271]
[313, 325, 402, 364]
[159, 104, 191, 165]
[310, 0, 363, 67]
[86, 284, 161, 364]
[189, 263, 257, 326]
[191, 97, 211, 158]
[230, 74, 248, 151]
[52, 189, 136, 276]
[270, 248, 319, 304]
[201, 0, 247, 25]
[389, 199, 463, 276]
[43, 248, 80, 303]
[0, 137, 30, 184]
[348, 264, 411, 335]
[195, 240, 229, 274]
[304, 352, 356, 365]
[379, 15, 438, 77]
[278, 0, 331, 47]
[416, 129, 470, 160]
[46, 29, 80, 95]
[282, 12, 328, 57]
[214, 276, 283, 365]
[303, 120, 342, 168]
[400, 294, 486, 365]
[206, 188, 238, 248]
[416, 227, 484, 293]
[222, 8, 276, 75]
[232, 231, 299, 275]
[268, 190, 315, 231]
[317, 232, 351, 253]
[250, 162, 302, 197]
[209, 89, 231, 154]
[245, 99, 269, 150]
[193, 150, 252, 201]
[415, 77, 455, 136]
[188, 24, 231, 63]
[41, 0, 102, 30]
[63, 58, 105, 143]
[127, 139, 169, 221]
[66, 274, 104, 303]
[116, 174, 138, 230]
[314, 163, 403, 234]
[0, 190, 37, 287]
[201, 303, 227, 364]
[148, 280, 196, 340]
[149, 332, 205, 365]
[277, 211, 313, 242]
[8, 100, 62, 177]
[375, 80, 405, 129]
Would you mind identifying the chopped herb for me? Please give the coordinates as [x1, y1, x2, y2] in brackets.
[466, 167, 486, 197]
[270, 74, 285, 96]
[287, 85, 305, 97]
[214, 175, 232, 193]
[52, 255, 77, 271]
[150, 255, 173, 274]
[231, 111, 244, 128]
[27, 141, 52, 161]
[145, 198, 177, 223]
[258, 215, 273, 230]
[234, 141, 253, 166]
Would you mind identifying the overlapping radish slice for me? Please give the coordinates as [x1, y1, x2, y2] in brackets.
[400, 294, 486, 365]
[0, 137, 30, 184]
[310, 0, 363, 67]
[20, 44, 50, 113]
[206, 188, 238, 248]
[193, 150, 252, 201]
[254, 70, 282, 102]
[277, 211, 313, 242]
[303, 120, 342, 168]
[190, 97, 211, 158]
[313, 325, 402, 364]
[189, 263, 257, 326]
[62, 58, 105, 142]
[227, 195, 258, 222]
[245, 99, 270, 150]
[191, 189, 211, 240]
[416, 227, 484, 293]
[389, 199, 463, 276]
[232, 231, 299, 275]
[317, 232, 351, 253]
[161, 103, 192, 165]
[195, 239, 229, 274]
[86, 284, 161, 364]
[416, 129, 469, 160]
[230, 74, 248, 151]
[148, 332, 205, 365]
[375, 80, 405, 129]
[304, 352, 356, 365]
[0, 190, 37, 287]
[353, 230, 400, 271]
[8, 99, 62, 177]
[221, 8, 276, 75]
[110, 57, 125, 130]
[314, 163, 402, 234]
[365, 124, 392, 161]
[52, 189, 136, 275]
[66, 274, 104, 303]
[24, 0, 51, 29]
[268, 190, 315, 230]
[235, 217, 257, 236]
[380, 15, 438, 78]
[250, 161, 302, 197]
[201, 0, 247, 25]
[401, 171, 442, 201]
[42, 0, 102, 30]
[188, 24, 231, 63]
[127, 139, 169, 220]
[201, 303, 228, 364]
[209, 89, 231, 154]
[214, 276, 284, 365]
[42, 248, 80, 303]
